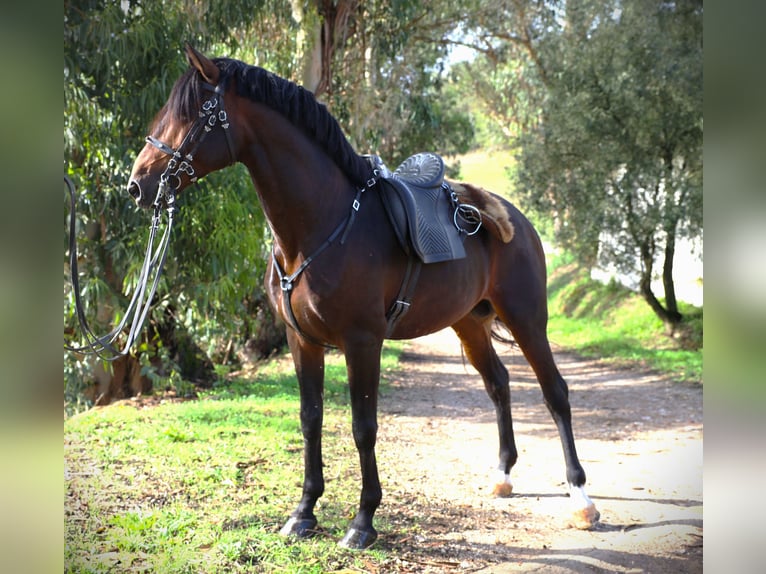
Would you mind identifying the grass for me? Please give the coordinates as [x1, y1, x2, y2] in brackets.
[545, 252, 703, 383]
[448, 149, 516, 199]
[65, 343, 404, 573]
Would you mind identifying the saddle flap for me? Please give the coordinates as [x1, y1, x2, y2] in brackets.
[376, 153, 466, 264]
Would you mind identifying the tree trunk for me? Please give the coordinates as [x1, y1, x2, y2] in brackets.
[291, 0, 322, 92]
[662, 224, 683, 324]
[638, 239, 680, 332]
[312, 0, 359, 97]
[156, 307, 216, 386]
[659, 149, 683, 326]
[240, 293, 287, 362]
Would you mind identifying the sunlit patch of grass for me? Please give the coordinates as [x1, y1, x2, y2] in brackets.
[65, 400, 389, 572]
[65, 341, 405, 573]
[546, 258, 702, 383]
[448, 149, 516, 199]
[203, 341, 404, 405]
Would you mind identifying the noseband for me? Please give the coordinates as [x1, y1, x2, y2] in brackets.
[146, 78, 237, 207]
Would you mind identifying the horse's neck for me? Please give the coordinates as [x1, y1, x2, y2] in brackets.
[239, 103, 352, 257]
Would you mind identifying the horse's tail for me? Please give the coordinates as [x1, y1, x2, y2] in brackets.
[490, 318, 518, 348]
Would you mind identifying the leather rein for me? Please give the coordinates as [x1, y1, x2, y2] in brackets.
[65, 80, 235, 360]
[64, 174, 176, 360]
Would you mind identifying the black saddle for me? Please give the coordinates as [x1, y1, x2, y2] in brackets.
[373, 153, 466, 263]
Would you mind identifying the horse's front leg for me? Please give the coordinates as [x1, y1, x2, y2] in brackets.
[279, 330, 327, 539]
[338, 335, 384, 550]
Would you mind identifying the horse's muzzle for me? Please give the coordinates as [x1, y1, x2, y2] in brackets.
[127, 179, 154, 208]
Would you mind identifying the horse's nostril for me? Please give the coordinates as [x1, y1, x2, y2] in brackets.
[127, 180, 141, 200]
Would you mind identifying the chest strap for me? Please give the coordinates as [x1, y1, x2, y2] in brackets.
[272, 173, 425, 346]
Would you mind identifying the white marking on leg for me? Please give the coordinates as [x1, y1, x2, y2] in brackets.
[569, 484, 594, 509]
[568, 483, 600, 528]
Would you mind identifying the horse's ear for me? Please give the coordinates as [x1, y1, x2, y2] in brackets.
[184, 43, 219, 85]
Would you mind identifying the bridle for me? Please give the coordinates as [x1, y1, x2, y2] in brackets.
[146, 77, 237, 208]
[65, 74, 236, 360]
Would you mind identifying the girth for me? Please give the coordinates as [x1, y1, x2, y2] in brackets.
[373, 152, 481, 337]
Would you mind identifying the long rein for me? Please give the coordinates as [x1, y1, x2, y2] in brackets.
[64, 175, 177, 361]
[65, 80, 235, 361]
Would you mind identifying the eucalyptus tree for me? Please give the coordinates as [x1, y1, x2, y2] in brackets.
[444, 0, 557, 144]
[64, 0, 293, 402]
[65, 0, 476, 405]
[290, 0, 476, 166]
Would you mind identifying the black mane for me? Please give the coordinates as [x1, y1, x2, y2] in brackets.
[160, 57, 372, 188]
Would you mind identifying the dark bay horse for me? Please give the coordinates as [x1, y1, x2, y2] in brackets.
[128, 45, 599, 549]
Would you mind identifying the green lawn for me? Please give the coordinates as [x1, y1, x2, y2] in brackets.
[545, 252, 702, 383]
[65, 345, 403, 573]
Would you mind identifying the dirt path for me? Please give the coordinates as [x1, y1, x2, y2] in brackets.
[371, 329, 703, 573]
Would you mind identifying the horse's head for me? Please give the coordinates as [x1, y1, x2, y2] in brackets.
[127, 45, 237, 208]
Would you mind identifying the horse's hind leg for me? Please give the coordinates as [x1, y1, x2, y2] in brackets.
[452, 312, 517, 497]
[495, 293, 600, 529]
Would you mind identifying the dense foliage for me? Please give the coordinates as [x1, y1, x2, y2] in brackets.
[64, 0, 476, 409]
[64, 1, 283, 409]
[450, 1, 702, 330]
[517, 0, 702, 330]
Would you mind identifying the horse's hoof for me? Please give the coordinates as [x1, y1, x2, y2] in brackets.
[492, 481, 513, 498]
[338, 526, 378, 550]
[567, 503, 600, 530]
[279, 516, 318, 539]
